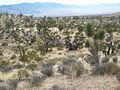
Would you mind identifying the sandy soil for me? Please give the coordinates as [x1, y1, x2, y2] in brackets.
[20, 75, 120, 90]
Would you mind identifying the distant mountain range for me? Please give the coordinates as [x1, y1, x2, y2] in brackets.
[0, 2, 120, 16]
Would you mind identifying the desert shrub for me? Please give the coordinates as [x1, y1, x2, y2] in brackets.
[10, 55, 16, 60]
[37, 39, 47, 55]
[27, 50, 43, 62]
[26, 63, 38, 70]
[13, 69, 31, 78]
[45, 58, 59, 65]
[76, 63, 85, 76]
[66, 54, 78, 60]
[113, 56, 118, 63]
[13, 62, 24, 69]
[19, 46, 29, 62]
[85, 23, 94, 37]
[60, 57, 85, 77]
[27, 50, 37, 59]
[93, 63, 120, 75]
[0, 49, 3, 56]
[94, 29, 105, 40]
[101, 56, 109, 63]
[11, 47, 19, 54]
[0, 60, 13, 73]
[19, 49, 43, 62]
[57, 45, 64, 50]
[117, 43, 120, 49]
[1, 42, 8, 46]
[41, 63, 53, 76]
[85, 39, 90, 47]
[0, 60, 10, 67]
[79, 52, 90, 58]
[0, 79, 19, 90]
[43, 57, 66, 67]
[35, 55, 44, 62]
[83, 53, 99, 65]
[52, 85, 66, 90]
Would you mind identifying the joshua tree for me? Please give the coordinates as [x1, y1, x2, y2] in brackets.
[10, 28, 29, 62]
[90, 39, 100, 67]
[37, 38, 47, 55]
[58, 22, 65, 31]
[102, 23, 115, 56]
[73, 31, 85, 49]
[104, 33, 114, 56]
[77, 25, 83, 32]
[18, 45, 28, 62]
[64, 28, 84, 50]
[36, 16, 62, 54]
[85, 23, 94, 37]
[4, 18, 14, 29]
[23, 16, 35, 28]
[94, 29, 105, 40]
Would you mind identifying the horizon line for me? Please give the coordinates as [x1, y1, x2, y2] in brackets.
[0, 2, 120, 6]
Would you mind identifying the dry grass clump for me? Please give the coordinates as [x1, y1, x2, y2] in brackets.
[26, 63, 38, 70]
[0, 71, 16, 80]
[0, 69, 23, 80]
[60, 56, 85, 77]
[44, 57, 66, 65]
[93, 63, 120, 75]
[12, 68, 31, 78]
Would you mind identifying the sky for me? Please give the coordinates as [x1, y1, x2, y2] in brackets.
[0, 0, 120, 5]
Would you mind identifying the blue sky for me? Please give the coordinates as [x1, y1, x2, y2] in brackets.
[0, 0, 120, 5]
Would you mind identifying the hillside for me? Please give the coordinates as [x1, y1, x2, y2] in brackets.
[0, 13, 120, 90]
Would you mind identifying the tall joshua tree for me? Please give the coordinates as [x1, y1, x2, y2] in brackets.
[90, 39, 100, 67]
[85, 23, 94, 37]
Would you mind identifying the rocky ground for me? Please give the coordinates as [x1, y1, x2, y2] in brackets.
[17, 75, 120, 90]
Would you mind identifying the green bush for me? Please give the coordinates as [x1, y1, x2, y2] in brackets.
[0, 60, 9, 67]
[94, 29, 105, 40]
[85, 23, 94, 37]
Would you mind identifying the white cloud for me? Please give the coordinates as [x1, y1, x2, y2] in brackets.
[0, 0, 120, 5]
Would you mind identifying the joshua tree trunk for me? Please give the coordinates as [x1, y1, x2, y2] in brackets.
[107, 40, 112, 55]
[90, 39, 100, 67]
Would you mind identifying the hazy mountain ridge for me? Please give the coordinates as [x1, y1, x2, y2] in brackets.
[0, 2, 120, 16]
